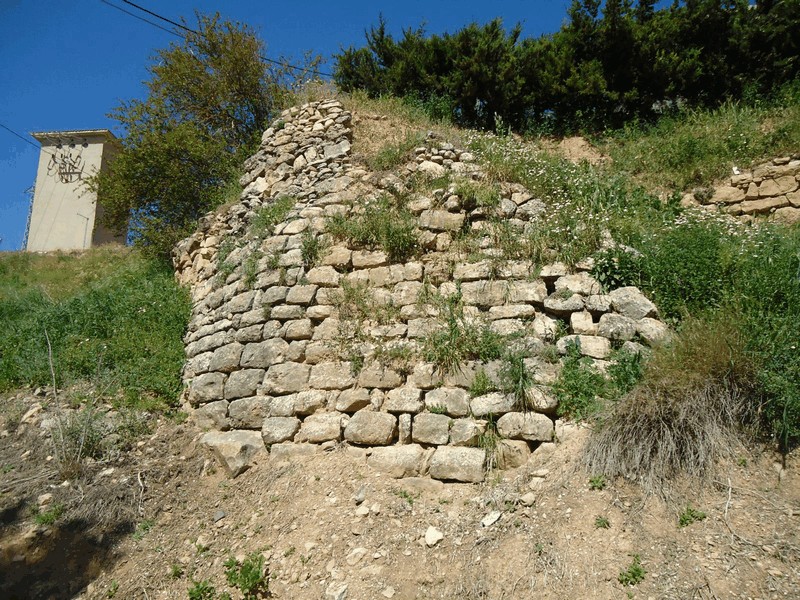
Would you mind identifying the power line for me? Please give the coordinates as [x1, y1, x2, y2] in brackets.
[100, 0, 182, 38]
[0, 122, 54, 157]
[112, 0, 334, 79]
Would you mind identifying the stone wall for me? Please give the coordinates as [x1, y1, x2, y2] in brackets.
[174, 100, 671, 482]
[688, 156, 800, 224]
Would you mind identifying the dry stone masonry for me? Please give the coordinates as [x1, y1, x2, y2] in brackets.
[174, 99, 671, 482]
[686, 155, 800, 224]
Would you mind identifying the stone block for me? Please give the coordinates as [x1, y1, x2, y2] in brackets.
[200, 430, 264, 478]
[228, 396, 269, 429]
[525, 386, 559, 415]
[295, 412, 344, 443]
[740, 196, 788, 214]
[344, 411, 397, 445]
[384, 387, 424, 414]
[263, 362, 310, 394]
[424, 388, 470, 417]
[261, 417, 301, 445]
[453, 261, 493, 281]
[609, 286, 657, 320]
[570, 310, 596, 335]
[392, 281, 423, 306]
[488, 304, 536, 320]
[367, 444, 431, 478]
[490, 319, 525, 336]
[189, 372, 226, 406]
[449, 419, 484, 447]
[240, 339, 289, 368]
[636, 317, 672, 347]
[407, 363, 442, 389]
[470, 392, 515, 417]
[711, 186, 745, 204]
[224, 369, 265, 400]
[293, 390, 329, 415]
[429, 446, 485, 483]
[496, 440, 531, 469]
[320, 246, 352, 268]
[597, 313, 637, 341]
[358, 362, 404, 389]
[194, 400, 229, 430]
[209, 343, 244, 373]
[309, 362, 356, 390]
[335, 388, 371, 412]
[270, 304, 305, 321]
[556, 335, 611, 359]
[412, 413, 451, 445]
[584, 294, 612, 315]
[284, 319, 313, 340]
[352, 250, 389, 268]
[543, 293, 584, 316]
[461, 281, 508, 306]
[306, 266, 341, 286]
[554, 272, 602, 296]
[496, 412, 553, 442]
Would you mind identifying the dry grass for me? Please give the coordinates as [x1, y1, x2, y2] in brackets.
[585, 316, 755, 493]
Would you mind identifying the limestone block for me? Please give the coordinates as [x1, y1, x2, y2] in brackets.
[309, 362, 356, 390]
[358, 362, 403, 389]
[279, 249, 303, 267]
[407, 363, 442, 390]
[344, 411, 397, 445]
[773, 206, 800, 225]
[525, 386, 559, 415]
[454, 261, 493, 281]
[429, 447, 485, 483]
[392, 281, 423, 306]
[226, 291, 257, 313]
[240, 339, 289, 369]
[609, 286, 657, 319]
[740, 196, 788, 214]
[200, 430, 264, 477]
[194, 400, 229, 430]
[412, 413, 451, 445]
[293, 390, 329, 415]
[261, 417, 301, 445]
[270, 304, 305, 320]
[235, 324, 264, 343]
[449, 419, 484, 447]
[745, 182, 760, 200]
[384, 387, 424, 414]
[311, 317, 339, 341]
[488, 304, 536, 320]
[295, 412, 344, 443]
[367, 444, 431, 478]
[543, 293, 584, 316]
[417, 160, 447, 178]
[407, 318, 441, 338]
[189, 372, 226, 406]
[224, 369, 265, 400]
[424, 387, 470, 417]
[398, 413, 412, 444]
[532, 314, 558, 340]
[636, 317, 672, 347]
[419, 209, 465, 232]
[539, 263, 569, 280]
[263, 362, 310, 394]
[760, 176, 798, 196]
[554, 272, 602, 296]
[556, 335, 611, 359]
[496, 440, 531, 469]
[268, 395, 295, 417]
[470, 392, 515, 417]
[461, 280, 508, 306]
[284, 319, 313, 340]
[496, 412, 553, 442]
[335, 388, 371, 412]
[320, 246, 352, 268]
[489, 319, 525, 336]
[286, 285, 318, 305]
[787, 190, 800, 207]
[228, 397, 269, 429]
[352, 250, 389, 268]
[584, 294, 612, 315]
[711, 186, 745, 204]
[597, 313, 637, 341]
[306, 266, 341, 286]
[261, 286, 289, 305]
[209, 343, 244, 373]
[570, 310, 596, 335]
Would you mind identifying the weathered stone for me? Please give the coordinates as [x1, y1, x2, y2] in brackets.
[263, 362, 310, 394]
[636, 317, 672, 347]
[293, 390, 329, 415]
[453, 261, 493, 281]
[284, 319, 313, 340]
[556, 335, 611, 359]
[540, 263, 569, 280]
[358, 362, 403, 389]
[490, 319, 525, 336]
[496, 412, 553, 442]
[391, 281, 423, 306]
[352, 250, 389, 268]
[335, 388, 371, 412]
[269, 441, 317, 460]
[525, 386, 559, 415]
[543, 293, 584, 316]
[309, 362, 356, 390]
[209, 343, 244, 373]
[412, 413, 451, 445]
[554, 272, 602, 296]
[584, 294, 612, 315]
[570, 310, 596, 335]
[609, 286, 657, 320]
[407, 363, 441, 389]
[200, 430, 264, 477]
[532, 314, 558, 340]
[417, 160, 447, 178]
[398, 413, 412, 444]
[194, 400, 229, 430]
[384, 387, 424, 413]
[224, 369, 265, 400]
[367, 444, 431, 478]
[295, 412, 343, 443]
[470, 392, 515, 417]
[424, 388, 470, 417]
[429, 446, 485, 483]
[773, 206, 800, 224]
[711, 186, 745, 204]
[496, 440, 531, 469]
[419, 210, 465, 232]
[760, 176, 798, 196]
[597, 313, 637, 341]
[261, 417, 301, 445]
[740, 196, 788, 214]
[240, 339, 289, 369]
[189, 372, 226, 406]
[344, 412, 397, 445]
[306, 266, 341, 286]
[286, 285, 318, 305]
[449, 419, 484, 447]
[487, 304, 536, 320]
[461, 281, 508, 306]
[228, 397, 269, 429]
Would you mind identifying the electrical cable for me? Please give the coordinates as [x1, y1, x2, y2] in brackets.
[100, 0, 181, 38]
[0, 122, 56, 157]
[113, 0, 334, 78]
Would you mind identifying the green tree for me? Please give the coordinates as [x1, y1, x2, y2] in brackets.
[91, 13, 317, 260]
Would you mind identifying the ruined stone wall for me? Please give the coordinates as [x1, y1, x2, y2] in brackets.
[174, 100, 671, 481]
[689, 156, 800, 224]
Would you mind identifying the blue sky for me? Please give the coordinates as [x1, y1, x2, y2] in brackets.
[0, 0, 577, 251]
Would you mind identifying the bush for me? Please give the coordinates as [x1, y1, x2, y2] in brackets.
[553, 341, 608, 421]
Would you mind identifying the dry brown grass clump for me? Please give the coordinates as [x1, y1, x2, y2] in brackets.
[585, 316, 756, 493]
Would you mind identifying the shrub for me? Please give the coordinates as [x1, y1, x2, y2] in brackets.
[224, 552, 269, 600]
[553, 341, 608, 421]
[678, 506, 706, 528]
[618, 554, 646, 586]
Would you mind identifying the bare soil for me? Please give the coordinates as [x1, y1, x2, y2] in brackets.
[1, 391, 798, 600]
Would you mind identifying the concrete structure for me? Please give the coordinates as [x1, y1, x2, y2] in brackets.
[26, 129, 125, 251]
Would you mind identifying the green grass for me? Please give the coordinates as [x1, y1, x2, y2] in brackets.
[618, 554, 646, 586]
[678, 506, 707, 528]
[32, 502, 65, 526]
[0, 247, 189, 410]
[599, 83, 800, 192]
